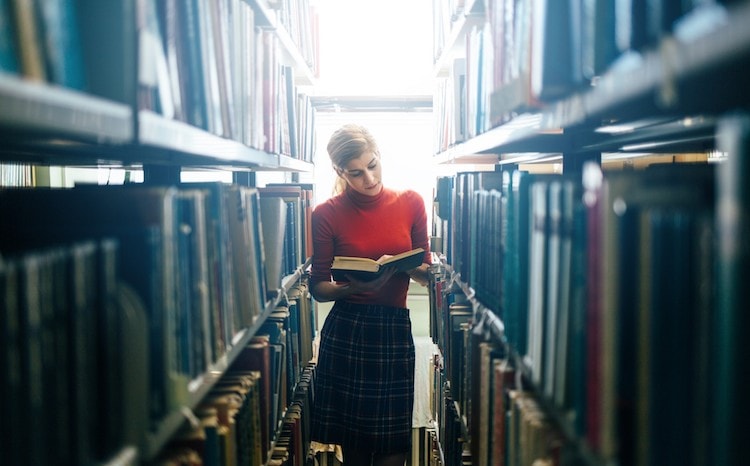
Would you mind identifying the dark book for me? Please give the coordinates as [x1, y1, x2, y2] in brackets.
[582, 0, 619, 79]
[714, 113, 750, 466]
[175, 189, 212, 379]
[0, 261, 22, 465]
[231, 338, 272, 463]
[115, 281, 150, 455]
[615, 0, 649, 53]
[331, 247, 425, 282]
[0, 185, 187, 423]
[178, 0, 208, 129]
[34, 0, 86, 89]
[258, 311, 289, 438]
[491, 358, 514, 466]
[188, 182, 237, 365]
[531, 0, 575, 101]
[259, 196, 288, 297]
[0, 0, 19, 73]
[213, 371, 263, 466]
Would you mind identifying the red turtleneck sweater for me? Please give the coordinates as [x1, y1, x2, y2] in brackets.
[310, 187, 430, 308]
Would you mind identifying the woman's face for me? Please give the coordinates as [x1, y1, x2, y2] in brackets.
[338, 151, 383, 196]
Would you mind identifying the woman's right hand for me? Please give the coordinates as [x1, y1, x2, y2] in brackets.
[343, 266, 397, 294]
[310, 266, 397, 302]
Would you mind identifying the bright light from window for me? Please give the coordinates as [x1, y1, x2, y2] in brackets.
[313, 0, 434, 96]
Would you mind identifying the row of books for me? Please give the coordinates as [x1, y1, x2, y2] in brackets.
[1, 240, 144, 465]
[0, 0, 317, 162]
[156, 356, 316, 466]
[428, 282, 588, 466]
[0, 0, 87, 89]
[140, 0, 316, 160]
[432, 0, 740, 151]
[0, 162, 33, 187]
[431, 111, 750, 464]
[0, 181, 314, 464]
[259, 183, 314, 280]
[275, 0, 319, 77]
[426, 280, 469, 465]
[412, 428, 445, 466]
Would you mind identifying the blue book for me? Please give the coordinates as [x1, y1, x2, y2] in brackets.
[35, 0, 86, 89]
[0, 0, 19, 73]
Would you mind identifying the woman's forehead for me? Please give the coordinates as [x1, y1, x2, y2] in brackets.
[344, 151, 378, 170]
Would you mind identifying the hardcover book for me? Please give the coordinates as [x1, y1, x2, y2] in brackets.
[330, 247, 425, 282]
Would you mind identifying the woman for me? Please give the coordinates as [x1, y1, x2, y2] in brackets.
[309, 124, 431, 466]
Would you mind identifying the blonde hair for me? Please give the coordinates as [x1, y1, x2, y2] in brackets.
[327, 124, 380, 195]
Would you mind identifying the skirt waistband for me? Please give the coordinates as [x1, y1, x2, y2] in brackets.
[334, 300, 410, 317]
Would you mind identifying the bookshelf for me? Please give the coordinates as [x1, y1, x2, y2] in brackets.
[430, 1, 750, 466]
[0, 0, 318, 465]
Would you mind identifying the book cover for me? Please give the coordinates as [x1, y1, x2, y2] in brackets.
[226, 186, 267, 331]
[266, 182, 316, 260]
[138, 0, 175, 117]
[207, 0, 235, 139]
[157, 0, 186, 122]
[35, 0, 87, 89]
[0, 260, 22, 465]
[116, 281, 150, 455]
[258, 185, 305, 274]
[12, 0, 46, 80]
[0, 0, 19, 73]
[195, 0, 223, 135]
[531, 0, 575, 101]
[178, 0, 208, 129]
[231, 338, 272, 463]
[259, 196, 288, 297]
[330, 247, 425, 282]
[712, 113, 750, 466]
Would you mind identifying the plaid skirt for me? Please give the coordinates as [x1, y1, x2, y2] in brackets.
[311, 301, 415, 453]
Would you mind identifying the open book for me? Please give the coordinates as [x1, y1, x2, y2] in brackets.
[331, 247, 425, 282]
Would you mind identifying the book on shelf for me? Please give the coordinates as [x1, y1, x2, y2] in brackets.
[257, 308, 291, 439]
[259, 184, 312, 275]
[138, 0, 175, 117]
[582, 161, 717, 463]
[11, 0, 46, 81]
[259, 195, 288, 298]
[0, 0, 20, 73]
[530, 0, 577, 101]
[0, 239, 141, 465]
[157, 0, 187, 123]
[226, 186, 268, 330]
[231, 337, 273, 464]
[212, 370, 264, 466]
[330, 247, 425, 282]
[19, 0, 86, 89]
[713, 113, 750, 466]
[264, 183, 314, 261]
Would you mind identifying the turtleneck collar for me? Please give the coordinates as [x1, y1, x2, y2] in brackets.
[344, 185, 387, 208]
